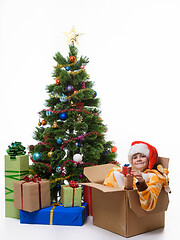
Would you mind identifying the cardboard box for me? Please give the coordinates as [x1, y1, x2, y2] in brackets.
[14, 179, 51, 212]
[5, 155, 29, 218]
[20, 202, 88, 226]
[82, 157, 169, 238]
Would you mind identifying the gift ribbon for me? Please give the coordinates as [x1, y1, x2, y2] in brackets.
[69, 181, 78, 207]
[5, 170, 29, 202]
[21, 175, 41, 210]
[50, 203, 63, 225]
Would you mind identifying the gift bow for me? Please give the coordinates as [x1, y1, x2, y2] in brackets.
[24, 174, 41, 182]
[69, 180, 78, 188]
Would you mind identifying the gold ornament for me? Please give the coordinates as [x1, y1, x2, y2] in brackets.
[48, 150, 53, 158]
[63, 26, 84, 45]
[76, 114, 83, 123]
[38, 120, 42, 126]
[70, 101, 76, 107]
[52, 121, 58, 128]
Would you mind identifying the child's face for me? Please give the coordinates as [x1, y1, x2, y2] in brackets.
[132, 153, 149, 172]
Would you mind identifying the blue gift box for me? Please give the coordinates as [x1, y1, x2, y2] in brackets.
[20, 202, 88, 226]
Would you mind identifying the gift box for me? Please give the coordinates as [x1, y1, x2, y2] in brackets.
[14, 177, 51, 212]
[122, 164, 132, 176]
[5, 154, 29, 218]
[20, 202, 88, 226]
[83, 185, 93, 216]
[82, 157, 170, 238]
[61, 183, 82, 207]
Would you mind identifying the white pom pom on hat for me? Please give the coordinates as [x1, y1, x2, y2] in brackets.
[128, 141, 158, 169]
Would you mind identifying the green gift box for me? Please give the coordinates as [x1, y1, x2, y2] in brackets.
[5, 155, 29, 218]
[61, 185, 82, 207]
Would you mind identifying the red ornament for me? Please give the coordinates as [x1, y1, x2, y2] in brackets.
[56, 79, 61, 85]
[41, 119, 46, 125]
[69, 56, 76, 62]
[81, 65, 85, 69]
[111, 146, 117, 153]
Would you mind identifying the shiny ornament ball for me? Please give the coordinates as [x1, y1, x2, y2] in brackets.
[57, 138, 63, 144]
[56, 166, 61, 173]
[80, 65, 85, 69]
[93, 91, 97, 98]
[33, 152, 41, 161]
[69, 56, 76, 62]
[41, 119, 46, 125]
[59, 112, 68, 120]
[75, 142, 81, 147]
[66, 85, 74, 92]
[65, 66, 70, 71]
[111, 146, 117, 153]
[56, 79, 61, 85]
[60, 94, 67, 102]
[80, 174, 83, 179]
[46, 111, 52, 116]
[48, 150, 53, 157]
[73, 154, 83, 162]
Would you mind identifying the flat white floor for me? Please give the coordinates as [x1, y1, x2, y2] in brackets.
[0, 192, 179, 240]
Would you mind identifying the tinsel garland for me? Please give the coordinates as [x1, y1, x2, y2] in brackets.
[40, 108, 99, 117]
[60, 131, 101, 150]
[49, 88, 91, 99]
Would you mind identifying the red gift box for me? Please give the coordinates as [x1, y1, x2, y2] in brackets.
[83, 186, 93, 216]
[122, 164, 132, 176]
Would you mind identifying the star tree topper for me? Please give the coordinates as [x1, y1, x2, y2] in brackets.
[63, 26, 84, 45]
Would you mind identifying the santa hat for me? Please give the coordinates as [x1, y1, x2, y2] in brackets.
[128, 141, 158, 170]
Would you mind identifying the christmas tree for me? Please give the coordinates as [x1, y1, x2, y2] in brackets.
[29, 27, 117, 201]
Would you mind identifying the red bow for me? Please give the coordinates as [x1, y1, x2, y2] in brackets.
[24, 174, 41, 182]
[69, 180, 78, 188]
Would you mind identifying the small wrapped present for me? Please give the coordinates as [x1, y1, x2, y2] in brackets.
[20, 202, 88, 226]
[122, 164, 132, 176]
[83, 185, 93, 216]
[61, 181, 82, 207]
[14, 175, 51, 212]
[5, 143, 29, 219]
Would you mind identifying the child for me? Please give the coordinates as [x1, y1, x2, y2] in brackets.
[103, 141, 170, 211]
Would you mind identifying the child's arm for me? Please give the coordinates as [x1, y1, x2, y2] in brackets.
[135, 173, 164, 211]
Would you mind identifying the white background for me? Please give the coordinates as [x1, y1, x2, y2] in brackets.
[0, 0, 180, 239]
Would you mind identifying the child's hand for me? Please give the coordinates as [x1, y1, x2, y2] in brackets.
[131, 170, 145, 183]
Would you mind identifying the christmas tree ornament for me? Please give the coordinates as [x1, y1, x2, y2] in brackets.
[73, 154, 83, 162]
[60, 94, 67, 102]
[66, 85, 74, 92]
[57, 138, 63, 145]
[74, 90, 78, 94]
[46, 110, 52, 116]
[82, 81, 85, 89]
[75, 142, 81, 147]
[65, 66, 70, 71]
[63, 26, 84, 45]
[80, 65, 85, 69]
[80, 174, 83, 179]
[52, 121, 58, 128]
[38, 120, 42, 126]
[79, 135, 85, 141]
[105, 150, 109, 155]
[33, 152, 41, 161]
[41, 119, 46, 125]
[59, 112, 68, 120]
[76, 114, 83, 123]
[56, 166, 62, 173]
[48, 150, 53, 158]
[93, 91, 97, 98]
[70, 101, 76, 107]
[69, 56, 76, 62]
[111, 146, 117, 153]
[56, 79, 61, 85]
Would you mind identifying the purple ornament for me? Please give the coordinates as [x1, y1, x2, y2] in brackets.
[80, 174, 83, 179]
[66, 85, 74, 92]
[79, 135, 85, 141]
